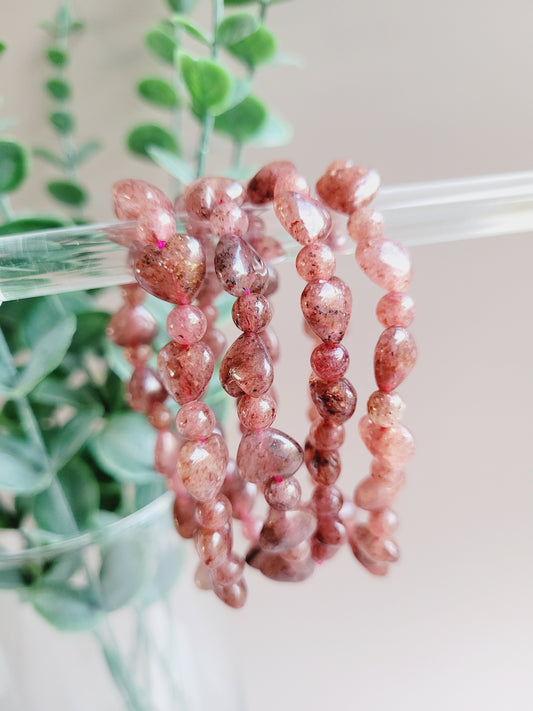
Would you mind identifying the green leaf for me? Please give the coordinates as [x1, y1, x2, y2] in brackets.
[214, 95, 267, 142]
[145, 27, 178, 65]
[167, 0, 196, 11]
[99, 539, 148, 611]
[248, 112, 292, 146]
[46, 180, 87, 206]
[69, 311, 110, 351]
[31, 377, 96, 409]
[127, 124, 180, 160]
[0, 41, 7, 57]
[146, 145, 195, 184]
[46, 47, 68, 66]
[47, 408, 103, 471]
[140, 542, 184, 605]
[0, 216, 65, 235]
[73, 140, 101, 166]
[225, 26, 276, 67]
[0, 140, 29, 193]
[89, 412, 159, 484]
[217, 12, 258, 46]
[0, 566, 26, 590]
[137, 77, 180, 108]
[42, 552, 82, 584]
[45, 78, 71, 100]
[29, 582, 101, 632]
[0, 437, 49, 494]
[49, 111, 75, 134]
[171, 15, 211, 45]
[33, 146, 66, 169]
[180, 55, 232, 117]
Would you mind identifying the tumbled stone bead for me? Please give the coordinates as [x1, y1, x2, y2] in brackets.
[202, 304, 218, 329]
[374, 327, 417, 393]
[260, 325, 280, 363]
[209, 201, 249, 238]
[178, 433, 229, 501]
[316, 165, 381, 214]
[370, 457, 405, 483]
[316, 518, 346, 546]
[136, 205, 176, 246]
[247, 548, 314, 582]
[184, 177, 245, 219]
[282, 539, 311, 563]
[154, 429, 181, 478]
[107, 304, 157, 347]
[376, 291, 415, 328]
[359, 415, 415, 464]
[311, 536, 340, 563]
[195, 526, 231, 568]
[247, 234, 285, 263]
[247, 160, 297, 204]
[166, 305, 207, 346]
[309, 419, 345, 450]
[232, 293, 272, 333]
[124, 344, 153, 368]
[157, 340, 214, 405]
[309, 376, 357, 425]
[196, 494, 232, 530]
[213, 578, 247, 608]
[127, 366, 167, 413]
[356, 237, 412, 292]
[173, 491, 197, 539]
[175, 401, 216, 440]
[222, 462, 256, 520]
[311, 485, 343, 516]
[367, 390, 406, 427]
[273, 171, 310, 198]
[352, 524, 400, 563]
[196, 270, 223, 307]
[237, 428, 303, 485]
[112, 179, 173, 220]
[304, 441, 341, 485]
[194, 563, 212, 590]
[274, 192, 332, 245]
[296, 242, 336, 282]
[310, 343, 350, 382]
[367, 507, 399, 538]
[259, 508, 317, 553]
[121, 283, 146, 306]
[134, 233, 206, 305]
[214, 234, 268, 296]
[349, 526, 390, 576]
[301, 277, 352, 344]
[237, 391, 277, 430]
[219, 332, 273, 397]
[210, 553, 245, 586]
[347, 207, 384, 243]
[264, 476, 301, 511]
[354, 473, 405, 511]
[148, 403, 173, 430]
[203, 328, 227, 361]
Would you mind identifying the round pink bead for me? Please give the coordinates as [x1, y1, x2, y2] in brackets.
[264, 476, 302, 511]
[196, 494, 232, 530]
[107, 304, 157, 347]
[166, 304, 207, 345]
[367, 390, 406, 427]
[311, 485, 343, 516]
[237, 391, 277, 430]
[359, 415, 415, 465]
[376, 291, 415, 328]
[296, 242, 336, 281]
[127, 366, 167, 413]
[232, 293, 272, 333]
[158, 340, 214, 405]
[136, 205, 176, 246]
[274, 192, 332, 245]
[356, 237, 412, 292]
[310, 343, 350, 382]
[209, 202, 249, 238]
[309, 419, 345, 450]
[175, 401, 216, 440]
[184, 177, 245, 219]
[316, 165, 381, 214]
[347, 208, 384, 243]
[112, 179, 173, 220]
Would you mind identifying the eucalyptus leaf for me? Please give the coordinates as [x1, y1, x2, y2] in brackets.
[46, 48, 68, 67]
[45, 78, 70, 101]
[225, 26, 276, 67]
[0, 566, 26, 590]
[69, 311, 110, 351]
[0, 437, 50, 494]
[29, 582, 101, 632]
[127, 124, 180, 160]
[214, 95, 267, 142]
[49, 111, 74, 135]
[31, 377, 97, 409]
[146, 145, 195, 184]
[46, 180, 87, 207]
[171, 15, 211, 45]
[74, 140, 101, 166]
[217, 12, 258, 46]
[33, 146, 66, 169]
[180, 55, 232, 117]
[47, 408, 103, 471]
[137, 78, 180, 108]
[167, 0, 196, 11]
[145, 27, 178, 65]
[99, 539, 149, 611]
[0, 216, 66, 235]
[89, 412, 159, 484]
[0, 140, 29, 193]
[42, 552, 82, 584]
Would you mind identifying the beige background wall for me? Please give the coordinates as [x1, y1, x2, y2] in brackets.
[1, 1, 532, 710]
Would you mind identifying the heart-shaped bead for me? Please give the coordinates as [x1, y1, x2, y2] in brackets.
[301, 277, 352, 343]
[157, 340, 214, 405]
[177, 433, 229, 502]
[133, 233, 206, 305]
[219, 332, 273, 398]
[214, 234, 268, 297]
[259, 508, 317, 553]
[237, 428, 303, 485]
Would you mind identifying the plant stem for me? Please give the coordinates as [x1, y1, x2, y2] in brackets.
[171, 22, 184, 196]
[231, 141, 243, 175]
[259, 1, 268, 23]
[0, 194, 15, 222]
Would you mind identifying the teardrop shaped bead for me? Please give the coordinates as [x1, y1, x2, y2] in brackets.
[258, 508, 317, 553]
[154, 429, 181, 478]
[212, 578, 247, 608]
[127, 366, 167, 413]
[247, 160, 297, 204]
[214, 234, 268, 296]
[107, 304, 157, 347]
[274, 192, 332, 245]
[316, 165, 381, 214]
[376, 291, 415, 328]
[178, 433, 229, 501]
[374, 327, 417, 393]
[184, 177, 245, 219]
[134, 233, 206, 305]
[136, 205, 176, 246]
[219, 332, 273, 398]
[309, 376, 357, 424]
[157, 340, 214, 405]
[359, 415, 415, 464]
[112, 179, 173, 220]
[301, 277, 352, 343]
[237, 428, 303, 485]
[356, 237, 412, 292]
[166, 305, 207, 346]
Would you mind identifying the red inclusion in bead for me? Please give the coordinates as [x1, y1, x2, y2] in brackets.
[214, 234, 268, 297]
[166, 304, 207, 345]
[175, 401, 216, 440]
[374, 327, 417, 393]
[136, 205, 176, 247]
[237, 391, 277, 430]
[304, 441, 341, 485]
[232, 293, 272, 333]
[296, 242, 336, 282]
[209, 201, 249, 238]
[184, 177, 245, 219]
[347, 207, 384, 243]
[157, 340, 214, 405]
[310, 342, 350, 382]
[219, 332, 273, 398]
[237, 428, 303, 485]
[178, 433, 229, 502]
[309, 376, 357, 425]
[367, 390, 405, 427]
[264, 476, 301, 511]
[301, 277, 352, 344]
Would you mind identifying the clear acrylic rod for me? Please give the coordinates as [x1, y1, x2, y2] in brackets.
[1, 170, 533, 302]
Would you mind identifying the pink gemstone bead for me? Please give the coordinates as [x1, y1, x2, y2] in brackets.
[127, 366, 167, 413]
[376, 292, 415, 328]
[310, 343, 350, 382]
[133, 233, 206, 305]
[173, 491, 197, 539]
[148, 403, 173, 430]
[349, 525, 390, 576]
[354, 474, 406, 511]
[296, 242, 336, 282]
[210, 554, 245, 586]
[247, 160, 297, 204]
[196, 494, 232, 530]
[316, 165, 381, 214]
[214, 234, 268, 296]
[232, 293, 272, 333]
[315, 518, 346, 546]
[374, 327, 417, 393]
[311, 485, 343, 516]
[219, 332, 273, 397]
[359, 415, 415, 464]
[124, 344, 152, 368]
[263, 264, 279, 297]
[347, 207, 384, 242]
[107, 304, 157, 347]
[166, 304, 207, 345]
[184, 177, 245, 219]
[248, 548, 314, 583]
[209, 201, 249, 238]
[259, 508, 317, 553]
[282, 539, 311, 563]
[112, 179, 173, 220]
[274, 192, 332, 245]
[308, 419, 345, 450]
[136, 205, 176, 246]
[203, 328, 227, 361]
[154, 429, 181, 478]
[311, 537, 340, 563]
[352, 524, 400, 563]
[356, 237, 412, 292]
[309, 376, 357, 424]
[367, 508, 399, 538]
[370, 457, 405, 483]
[237, 391, 277, 430]
[304, 443, 341, 485]
[212, 578, 248, 608]
[301, 277, 352, 344]
[121, 283, 146, 306]
[194, 563, 212, 590]
[175, 401, 216, 440]
[260, 326, 280, 363]
[247, 234, 286, 263]
[264, 476, 302, 511]
[273, 171, 310, 198]
[367, 390, 405, 427]
[237, 428, 303, 485]
[196, 271, 223, 307]
[178, 433, 229, 501]
[157, 340, 214, 405]
[195, 526, 230, 568]
[222, 463, 256, 520]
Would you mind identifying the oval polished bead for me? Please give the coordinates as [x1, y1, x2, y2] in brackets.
[359, 415, 415, 464]
[296, 242, 336, 282]
[367, 507, 399, 538]
[112, 179, 173, 220]
[247, 160, 297, 204]
[136, 205, 176, 246]
[258, 508, 317, 553]
[304, 441, 341, 485]
[356, 237, 412, 292]
[209, 201, 249, 238]
[374, 327, 417, 393]
[210, 554, 245, 586]
[214, 234, 268, 296]
[219, 332, 273, 398]
[316, 165, 381, 214]
[175, 401, 216, 440]
[309, 376, 357, 425]
[247, 548, 315, 582]
[301, 277, 352, 343]
[196, 494, 232, 530]
[212, 578, 247, 608]
[107, 304, 157, 347]
[349, 525, 390, 576]
[274, 192, 332, 245]
[376, 291, 415, 328]
[194, 526, 231, 568]
[308, 419, 345, 450]
[237, 428, 303, 485]
[127, 366, 167, 413]
[157, 340, 214, 405]
[367, 390, 406, 427]
[310, 343, 350, 382]
[166, 304, 207, 346]
[154, 429, 181, 478]
[311, 485, 343, 516]
[232, 293, 272, 333]
[237, 391, 277, 430]
[352, 524, 400, 563]
[264, 476, 302, 511]
[184, 177, 245, 219]
[347, 207, 384, 243]
[311, 536, 341, 564]
[354, 474, 406, 511]
[178, 433, 229, 502]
